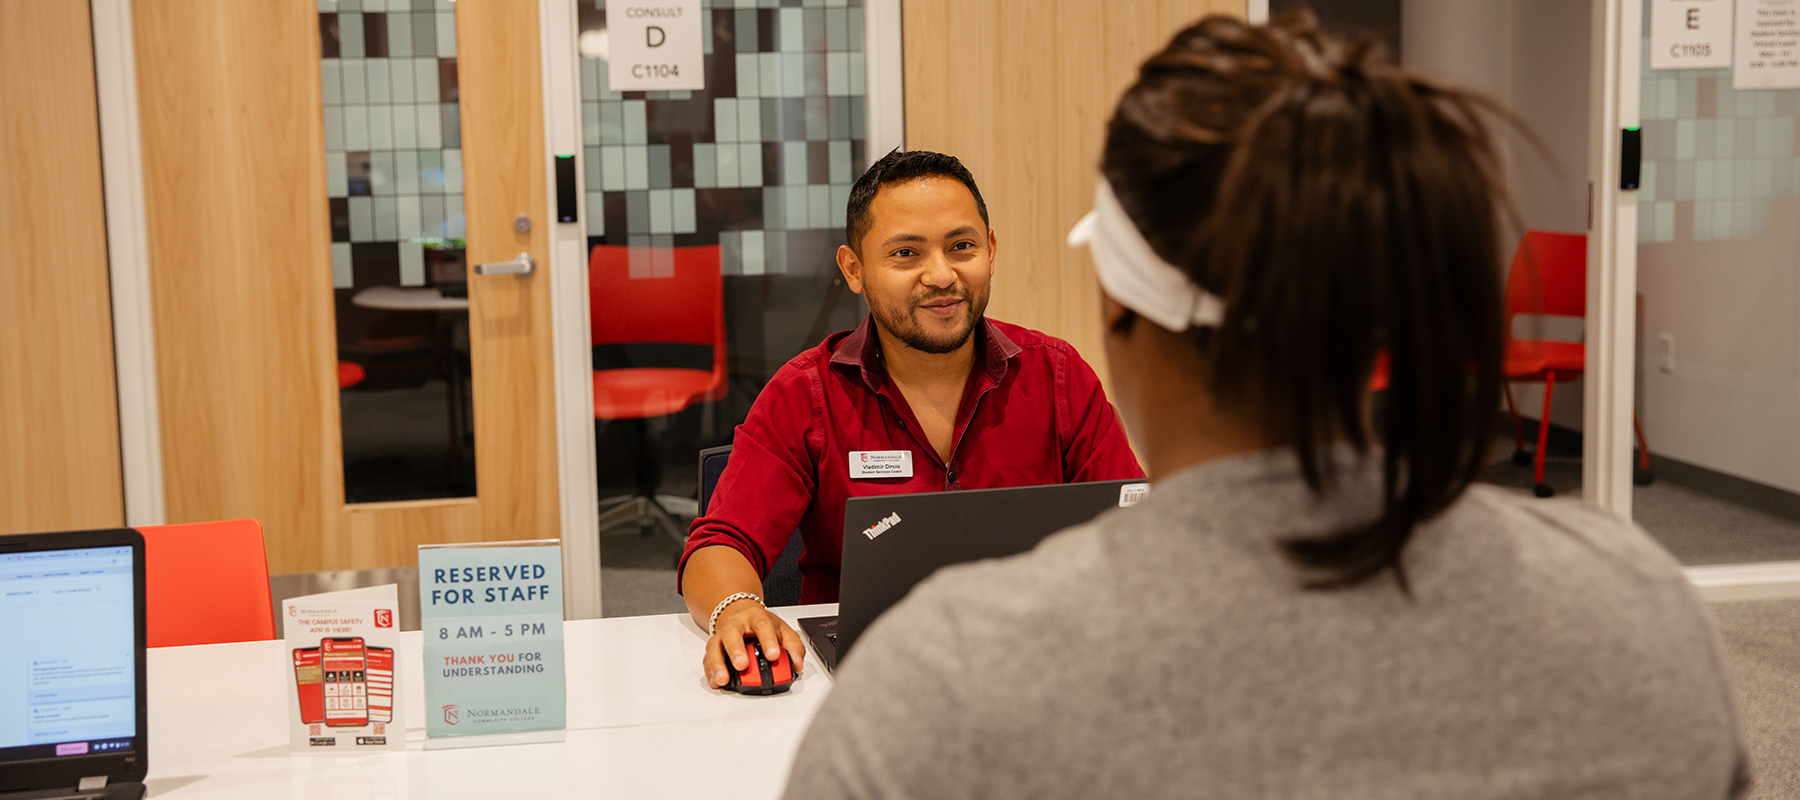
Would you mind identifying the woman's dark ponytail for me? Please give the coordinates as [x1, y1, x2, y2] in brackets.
[1101, 13, 1506, 591]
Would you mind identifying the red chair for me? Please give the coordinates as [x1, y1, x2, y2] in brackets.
[338, 361, 366, 389]
[138, 518, 275, 647]
[589, 245, 728, 542]
[1502, 231, 1652, 497]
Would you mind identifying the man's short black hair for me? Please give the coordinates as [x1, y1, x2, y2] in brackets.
[844, 149, 990, 254]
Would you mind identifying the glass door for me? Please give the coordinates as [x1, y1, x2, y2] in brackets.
[1631, 0, 1800, 589]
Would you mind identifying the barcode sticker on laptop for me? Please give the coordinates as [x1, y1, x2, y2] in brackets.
[1118, 483, 1150, 507]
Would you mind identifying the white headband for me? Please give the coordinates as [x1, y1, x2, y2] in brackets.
[1067, 180, 1226, 332]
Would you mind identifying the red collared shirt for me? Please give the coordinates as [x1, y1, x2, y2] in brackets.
[679, 316, 1144, 604]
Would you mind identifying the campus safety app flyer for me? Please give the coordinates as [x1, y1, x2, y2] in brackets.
[282, 593, 403, 752]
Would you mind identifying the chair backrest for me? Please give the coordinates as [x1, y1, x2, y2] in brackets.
[589, 245, 727, 373]
[694, 443, 803, 606]
[698, 443, 733, 514]
[1506, 230, 1587, 324]
[139, 518, 276, 647]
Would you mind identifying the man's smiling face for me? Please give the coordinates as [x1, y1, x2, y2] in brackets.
[839, 176, 995, 355]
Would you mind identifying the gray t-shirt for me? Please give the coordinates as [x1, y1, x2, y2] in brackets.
[783, 449, 1749, 799]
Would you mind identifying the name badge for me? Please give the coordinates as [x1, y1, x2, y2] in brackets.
[849, 450, 913, 479]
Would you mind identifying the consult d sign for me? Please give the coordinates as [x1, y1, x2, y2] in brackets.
[607, 0, 705, 91]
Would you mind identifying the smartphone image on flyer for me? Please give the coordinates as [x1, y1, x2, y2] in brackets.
[366, 646, 394, 724]
[293, 647, 324, 724]
[322, 637, 368, 727]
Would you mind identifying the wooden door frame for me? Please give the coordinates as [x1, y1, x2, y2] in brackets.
[96, 0, 606, 618]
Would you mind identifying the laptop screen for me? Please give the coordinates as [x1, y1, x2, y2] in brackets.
[0, 545, 139, 765]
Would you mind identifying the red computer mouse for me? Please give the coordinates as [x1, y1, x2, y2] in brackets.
[726, 639, 795, 695]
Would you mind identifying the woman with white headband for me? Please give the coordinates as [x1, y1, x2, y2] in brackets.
[783, 13, 1747, 799]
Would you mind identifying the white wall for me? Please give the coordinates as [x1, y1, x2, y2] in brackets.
[1404, 0, 1593, 437]
[1409, 0, 1800, 495]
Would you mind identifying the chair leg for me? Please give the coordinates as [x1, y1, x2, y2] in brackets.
[1534, 372, 1555, 498]
[1633, 409, 1655, 486]
[1503, 382, 1530, 466]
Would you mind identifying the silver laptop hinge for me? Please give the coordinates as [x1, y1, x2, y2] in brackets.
[78, 776, 108, 792]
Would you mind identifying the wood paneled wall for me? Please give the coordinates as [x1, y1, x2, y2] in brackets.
[903, 0, 1246, 385]
[134, 0, 340, 572]
[0, 1, 126, 534]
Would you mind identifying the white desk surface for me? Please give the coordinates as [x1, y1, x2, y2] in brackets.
[350, 286, 470, 311]
[146, 605, 837, 800]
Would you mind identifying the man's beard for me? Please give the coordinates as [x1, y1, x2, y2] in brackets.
[869, 287, 990, 355]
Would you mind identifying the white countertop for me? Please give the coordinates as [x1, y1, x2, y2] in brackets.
[145, 605, 837, 799]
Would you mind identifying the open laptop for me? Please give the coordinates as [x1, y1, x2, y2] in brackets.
[800, 479, 1149, 674]
[0, 528, 149, 800]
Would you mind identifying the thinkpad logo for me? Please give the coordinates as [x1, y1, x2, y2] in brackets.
[862, 512, 902, 540]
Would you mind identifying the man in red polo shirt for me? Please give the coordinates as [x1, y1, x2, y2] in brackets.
[680, 150, 1143, 688]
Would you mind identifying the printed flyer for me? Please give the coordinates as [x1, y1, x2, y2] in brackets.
[282, 585, 404, 752]
[418, 540, 566, 748]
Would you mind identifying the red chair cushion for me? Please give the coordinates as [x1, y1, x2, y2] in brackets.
[1504, 339, 1586, 380]
[594, 368, 726, 419]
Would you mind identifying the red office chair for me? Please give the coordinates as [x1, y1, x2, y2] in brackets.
[139, 518, 276, 647]
[589, 244, 728, 543]
[338, 361, 367, 389]
[1502, 231, 1652, 497]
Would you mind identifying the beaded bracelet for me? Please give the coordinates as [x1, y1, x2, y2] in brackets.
[708, 591, 763, 636]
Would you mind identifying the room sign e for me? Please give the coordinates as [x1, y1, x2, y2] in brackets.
[1652, 0, 1735, 69]
[606, 0, 706, 91]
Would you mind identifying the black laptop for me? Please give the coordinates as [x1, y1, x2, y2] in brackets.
[0, 528, 149, 800]
[800, 479, 1150, 674]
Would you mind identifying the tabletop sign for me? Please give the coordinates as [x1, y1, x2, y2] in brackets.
[1652, 0, 1734, 69]
[282, 586, 405, 753]
[1736, 0, 1800, 88]
[605, 0, 705, 91]
[419, 540, 567, 748]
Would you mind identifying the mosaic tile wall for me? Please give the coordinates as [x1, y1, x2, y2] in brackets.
[1638, 46, 1800, 243]
[577, 0, 867, 276]
[318, 0, 465, 290]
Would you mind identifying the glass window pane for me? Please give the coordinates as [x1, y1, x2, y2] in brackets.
[322, 2, 477, 503]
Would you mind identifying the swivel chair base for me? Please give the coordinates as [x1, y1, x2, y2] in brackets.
[597, 494, 694, 547]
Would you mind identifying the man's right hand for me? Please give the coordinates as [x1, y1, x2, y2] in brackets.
[704, 597, 807, 688]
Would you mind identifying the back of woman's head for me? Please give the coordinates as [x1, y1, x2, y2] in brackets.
[1102, 13, 1506, 591]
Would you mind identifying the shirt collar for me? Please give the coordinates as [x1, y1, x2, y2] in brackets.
[829, 315, 1022, 391]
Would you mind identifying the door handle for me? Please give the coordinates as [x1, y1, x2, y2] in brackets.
[474, 252, 536, 277]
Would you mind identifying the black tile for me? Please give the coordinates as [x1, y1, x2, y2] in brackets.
[712, 10, 738, 65]
[758, 9, 777, 51]
[761, 142, 782, 187]
[667, 134, 695, 188]
[646, 96, 712, 141]
[603, 192, 629, 243]
[364, 13, 390, 58]
[438, 58, 459, 103]
[351, 242, 401, 288]
[330, 197, 351, 242]
[320, 13, 341, 59]
[695, 187, 765, 233]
